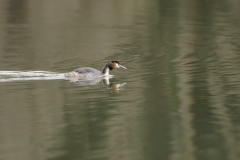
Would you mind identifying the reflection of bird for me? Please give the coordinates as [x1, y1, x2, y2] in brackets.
[64, 61, 127, 80]
[107, 83, 127, 92]
[102, 78, 127, 92]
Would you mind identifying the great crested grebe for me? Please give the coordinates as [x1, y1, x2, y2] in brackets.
[64, 61, 127, 79]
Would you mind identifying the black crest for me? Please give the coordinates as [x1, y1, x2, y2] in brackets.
[111, 60, 119, 64]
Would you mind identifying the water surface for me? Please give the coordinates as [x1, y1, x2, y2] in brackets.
[1, 0, 240, 160]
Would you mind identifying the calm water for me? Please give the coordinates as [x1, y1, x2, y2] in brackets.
[1, 0, 240, 160]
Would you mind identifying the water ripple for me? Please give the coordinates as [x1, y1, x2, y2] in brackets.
[0, 71, 64, 82]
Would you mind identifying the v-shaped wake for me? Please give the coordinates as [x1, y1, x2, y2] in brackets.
[0, 71, 65, 82]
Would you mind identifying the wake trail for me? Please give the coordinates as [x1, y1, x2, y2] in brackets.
[0, 71, 65, 82]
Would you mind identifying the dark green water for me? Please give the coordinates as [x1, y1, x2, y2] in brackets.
[1, 0, 240, 160]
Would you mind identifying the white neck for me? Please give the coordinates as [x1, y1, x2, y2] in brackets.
[102, 65, 110, 75]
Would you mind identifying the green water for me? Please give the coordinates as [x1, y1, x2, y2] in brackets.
[1, 0, 240, 160]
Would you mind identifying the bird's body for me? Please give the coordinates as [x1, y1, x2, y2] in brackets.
[64, 61, 127, 80]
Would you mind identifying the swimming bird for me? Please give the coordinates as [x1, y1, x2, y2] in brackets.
[64, 61, 127, 80]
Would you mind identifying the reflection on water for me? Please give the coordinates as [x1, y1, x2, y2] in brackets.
[1, 0, 240, 160]
[102, 78, 127, 92]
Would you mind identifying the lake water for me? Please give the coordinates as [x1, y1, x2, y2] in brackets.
[1, 0, 240, 160]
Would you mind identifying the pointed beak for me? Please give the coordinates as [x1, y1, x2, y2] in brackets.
[119, 64, 127, 69]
